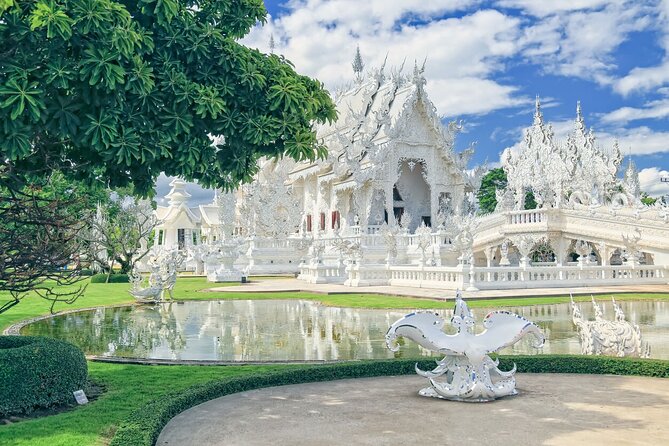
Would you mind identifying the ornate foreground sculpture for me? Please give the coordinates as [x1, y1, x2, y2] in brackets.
[386, 293, 544, 402]
[570, 296, 650, 358]
[129, 250, 183, 303]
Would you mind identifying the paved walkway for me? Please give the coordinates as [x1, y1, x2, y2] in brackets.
[207, 278, 669, 300]
[158, 374, 669, 446]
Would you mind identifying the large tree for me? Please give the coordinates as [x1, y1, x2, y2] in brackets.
[0, 0, 336, 312]
[0, 173, 106, 314]
[0, 0, 336, 195]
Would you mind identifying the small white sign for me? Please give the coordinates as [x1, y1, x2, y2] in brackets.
[73, 389, 89, 405]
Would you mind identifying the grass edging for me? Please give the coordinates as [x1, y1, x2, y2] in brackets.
[110, 355, 669, 446]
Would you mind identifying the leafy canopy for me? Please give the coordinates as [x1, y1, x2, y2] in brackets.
[0, 0, 336, 195]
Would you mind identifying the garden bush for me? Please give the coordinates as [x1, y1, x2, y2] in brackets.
[90, 273, 129, 283]
[110, 355, 669, 446]
[0, 336, 88, 417]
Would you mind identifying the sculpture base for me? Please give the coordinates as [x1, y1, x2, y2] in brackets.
[418, 386, 517, 403]
[207, 270, 243, 283]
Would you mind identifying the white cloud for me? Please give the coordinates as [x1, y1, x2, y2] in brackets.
[517, 2, 652, 85]
[497, 0, 622, 17]
[599, 127, 669, 156]
[243, 4, 525, 117]
[427, 78, 527, 116]
[600, 97, 669, 124]
[639, 167, 669, 197]
[613, 0, 669, 95]
[614, 61, 669, 96]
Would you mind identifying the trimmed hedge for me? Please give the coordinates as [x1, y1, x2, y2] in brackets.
[110, 355, 669, 446]
[90, 273, 129, 283]
[0, 336, 88, 417]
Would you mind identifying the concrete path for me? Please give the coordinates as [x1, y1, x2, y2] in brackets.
[207, 278, 669, 300]
[158, 374, 669, 446]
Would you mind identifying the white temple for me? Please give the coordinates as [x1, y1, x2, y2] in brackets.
[152, 59, 669, 290]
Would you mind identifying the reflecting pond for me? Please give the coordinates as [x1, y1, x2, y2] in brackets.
[20, 299, 669, 361]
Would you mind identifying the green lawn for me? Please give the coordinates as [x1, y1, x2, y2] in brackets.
[0, 362, 290, 446]
[1, 277, 668, 445]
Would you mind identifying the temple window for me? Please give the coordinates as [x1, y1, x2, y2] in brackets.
[177, 228, 185, 250]
[306, 214, 312, 232]
[331, 211, 341, 229]
[319, 212, 326, 230]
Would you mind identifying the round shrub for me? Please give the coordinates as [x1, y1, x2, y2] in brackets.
[90, 273, 129, 283]
[0, 336, 88, 417]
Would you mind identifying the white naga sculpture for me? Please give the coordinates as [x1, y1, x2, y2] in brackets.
[386, 293, 544, 402]
[570, 296, 650, 358]
[129, 250, 183, 303]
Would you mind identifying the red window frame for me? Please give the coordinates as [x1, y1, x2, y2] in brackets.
[331, 211, 340, 229]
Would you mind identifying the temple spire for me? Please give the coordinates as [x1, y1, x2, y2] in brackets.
[533, 95, 543, 126]
[352, 45, 364, 81]
[623, 152, 640, 199]
[166, 178, 191, 207]
[269, 34, 275, 54]
[412, 59, 426, 94]
[575, 100, 585, 132]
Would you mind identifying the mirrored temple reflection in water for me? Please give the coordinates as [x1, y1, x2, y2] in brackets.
[20, 300, 669, 361]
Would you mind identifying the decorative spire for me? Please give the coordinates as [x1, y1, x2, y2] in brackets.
[533, 95, 543, 126]
[575, 100, 585, 132]
[269, 34, 275, 54]
[352, 45, 364, 81]
[166, 178, 191, 207]
[623, 152, 640, 199]
[412, 59, 426, 94]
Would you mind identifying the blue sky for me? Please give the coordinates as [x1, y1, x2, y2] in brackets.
[158, 0, 669, 203]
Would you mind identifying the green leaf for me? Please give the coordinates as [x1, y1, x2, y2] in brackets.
[0, 78, 44, 121]
[85, 110, 117, 147]
[80, 47, 125, 90]
[0, 0, 14, 15]
[30, 1, 73, 39]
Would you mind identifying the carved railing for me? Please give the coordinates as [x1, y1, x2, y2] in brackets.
[332, 263, 667, 289]
[248, 238, 294, 249]
[388, 265, 465, 289]
[298, 263, 345, 284]
[472, 264, 668, 289]
[506, 209, 547, 225]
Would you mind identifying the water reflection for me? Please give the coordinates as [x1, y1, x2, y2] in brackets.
[21, 300, 669, 361]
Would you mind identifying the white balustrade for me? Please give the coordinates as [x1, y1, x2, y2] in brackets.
[506, 209, 546, 225]
[472, 264, 667, 289]
[327, 262, 668, 289]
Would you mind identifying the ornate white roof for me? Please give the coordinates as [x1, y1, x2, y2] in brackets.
[505, 99, 622, 208]
[292, 61, 471, 188]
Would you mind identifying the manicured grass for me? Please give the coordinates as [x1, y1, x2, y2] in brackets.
[1, 277, 668, 445]
[0, 362, 290, 446]
[3, 276, 669, 332]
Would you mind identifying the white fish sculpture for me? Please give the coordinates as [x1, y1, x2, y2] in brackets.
[386, 293, 544, 401]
